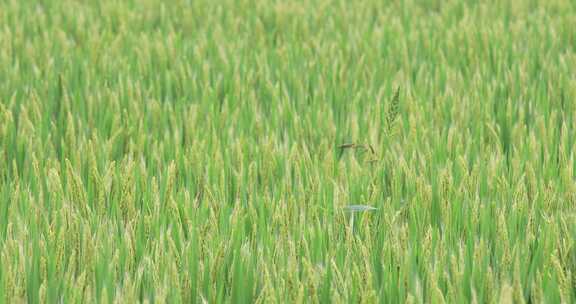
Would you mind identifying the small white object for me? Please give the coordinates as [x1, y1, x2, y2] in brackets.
[345, 205, 378, 212]
[344, 204, 378, 233]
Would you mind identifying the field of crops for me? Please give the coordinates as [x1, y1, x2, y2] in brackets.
[1, 0, 576, 303]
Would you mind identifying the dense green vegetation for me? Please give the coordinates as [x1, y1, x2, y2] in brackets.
[1, 0, 576, 302]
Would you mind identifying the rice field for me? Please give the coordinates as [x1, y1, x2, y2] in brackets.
[1, 0, 576, 303]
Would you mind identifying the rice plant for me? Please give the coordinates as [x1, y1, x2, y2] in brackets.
[1, 0, 576, 303]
